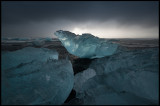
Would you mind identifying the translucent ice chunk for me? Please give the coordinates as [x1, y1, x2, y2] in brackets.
[74, 68, 96, 93]
[78, 74, 158, 105]
[54, 30, 118, 58]
[32, 39, 45, 46]
[74, 48, 159, 105]
[2, 58, 74, 105]
[2, 47, 58, 70]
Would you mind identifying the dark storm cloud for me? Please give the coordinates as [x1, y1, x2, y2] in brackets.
[2, 1, 158, 26]
[1, 1, 159, 38]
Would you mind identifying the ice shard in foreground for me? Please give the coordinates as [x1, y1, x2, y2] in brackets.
[2, 47, 74, 105]
[54, 30, 118, 58]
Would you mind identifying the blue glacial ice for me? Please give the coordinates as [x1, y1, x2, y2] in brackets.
[54, 30, 118, 58]
[2, 47, 58, 70]
[2, 47, 74, 105]
[73, 48, 159, 105]
[32, 37, 53, 46]
[32, 39, 45, 46]
[44, 37, 53, 42]
[74, 68, 96, 93]
[90, 48, 159, 75]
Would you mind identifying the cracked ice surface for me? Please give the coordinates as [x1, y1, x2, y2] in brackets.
[2, 47, 74, 105]
[54, 30, 118, 58]
[2, 47, 58, 70]
[73, 68, 96, 93]
[73, 48, 159, 105]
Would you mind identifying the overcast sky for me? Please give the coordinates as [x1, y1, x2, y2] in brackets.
[1, 1, 159, 38]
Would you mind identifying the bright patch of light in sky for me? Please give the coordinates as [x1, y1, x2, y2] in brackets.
[72, 27, 89, 35]
[70, 21, 158, 38]
[2, 1, 158, 38]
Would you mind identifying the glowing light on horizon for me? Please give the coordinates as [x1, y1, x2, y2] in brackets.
[71, 24, 158, 38]
[72, 27, 88, 35]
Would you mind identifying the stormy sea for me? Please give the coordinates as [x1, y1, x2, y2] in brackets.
[1, 31, 159, 105]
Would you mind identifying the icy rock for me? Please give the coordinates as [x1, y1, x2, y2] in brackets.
[54, 30, 118, 58]
[2, 47, 58, 70]
[45, 37, 53, 42]
[90, 48, 159, 75]
[32, 39, 45, 46]
[18, 38, 30, 41]
[11, 38, 19, 40]
[74, 68, 96, 93]
[75, 48, 159, 105]
[2, 37, 10, 40]
[2, 58, 74, 105]
[77, 74, 158, 105]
